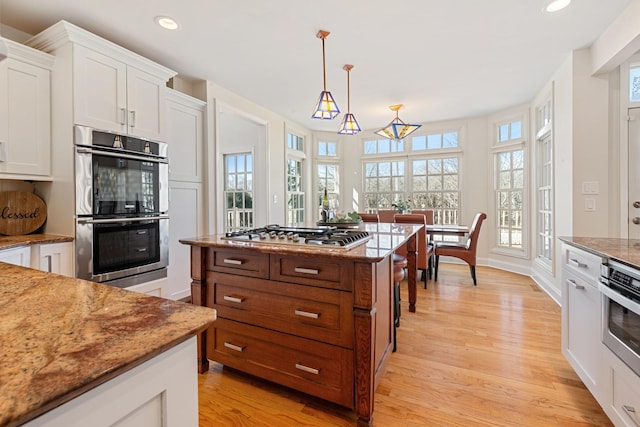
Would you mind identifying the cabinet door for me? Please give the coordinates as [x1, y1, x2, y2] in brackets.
[74, 45, 127, 134]
[0, 246, 31, 267]
[562, 270, 601, 397]
[0, 58, 51, 176]
[166, 91, 205, 182]
[33, 242, 73, 276]
[126, 66, 166, 140]
[125, 277, 167, 297]
[167, 181, 203, 300]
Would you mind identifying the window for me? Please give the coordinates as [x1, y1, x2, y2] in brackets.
[223, 153, 253, 232]
[498, 120, 522, 143]
[286, 131, 306, 226]
[317, 164, 339, 212]
[286, 158, 304, 226]
[411, 132, 459, 151]
[537, 133, 553, 262]
[288, 133, 304, 151]
[318, 141, 337, 157]
[630, 64, 640, 103]
[496, 150, 524, 249]
[363, 160, 405, 210]
[363, 138, 405, 154]
[536, 100, 553, 265]
[410, 157, 460, 224]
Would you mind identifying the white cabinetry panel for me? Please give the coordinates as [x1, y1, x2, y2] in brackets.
[0, 40, 53, 178]
[166, 90, 205, 182]
[24, 337, 199, 427]
[74, 45, 167, 140]
[168, 182, 203, 300]
[561, 244, 602, 399]
[0, 246, 31, 267]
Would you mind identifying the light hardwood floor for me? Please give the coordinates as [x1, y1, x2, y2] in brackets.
[198, 264, 612, 426]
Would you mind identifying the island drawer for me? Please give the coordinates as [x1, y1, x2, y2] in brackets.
[563, 245, 602, 284]
[209, 318, 354, 408]
[207, 272, 354, 348]
[206, 248, 269, 278]
[270, 255, 353, 291]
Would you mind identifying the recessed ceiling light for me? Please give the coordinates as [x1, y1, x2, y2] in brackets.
[155, 16, 180, 30]
[545, 0, 571, 12]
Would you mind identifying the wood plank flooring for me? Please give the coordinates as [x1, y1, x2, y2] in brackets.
[197, 264, 613, 426]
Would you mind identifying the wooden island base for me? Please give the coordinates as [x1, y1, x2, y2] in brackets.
[182, 223, 421, 424]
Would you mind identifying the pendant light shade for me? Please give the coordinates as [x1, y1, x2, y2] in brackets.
[375, 104, 422, 140]
[311, 30, 340, 120]
[338, 64, 361, 135]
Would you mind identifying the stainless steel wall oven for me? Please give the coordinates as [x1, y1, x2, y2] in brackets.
[600, 260, 640, 377]
[74, 125, 169, 287]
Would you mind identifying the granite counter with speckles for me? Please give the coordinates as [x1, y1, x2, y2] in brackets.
[559, 236, 640, 269]
[0, 263, 216, 427]
[0, 234, 73, 251]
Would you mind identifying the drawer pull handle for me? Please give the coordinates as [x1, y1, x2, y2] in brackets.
[568, 258, 587, 268]
[223, 342, 245, 352]
[223, 258, 243, 265]
[294, 267, 319, 275]
[294, 309, 319, 319]
[295, 363, 319, 375]
[223, 295, 245, 304]
[623, 405, 640, 427]
[567, 279, 584, 290]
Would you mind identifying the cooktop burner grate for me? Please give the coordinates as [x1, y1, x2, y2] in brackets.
[223, 224, 371, 248]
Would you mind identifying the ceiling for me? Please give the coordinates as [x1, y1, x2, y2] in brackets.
[0, 0, 632, 133]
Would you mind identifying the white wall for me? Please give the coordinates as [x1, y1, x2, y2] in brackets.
[203, 80, 311, 232]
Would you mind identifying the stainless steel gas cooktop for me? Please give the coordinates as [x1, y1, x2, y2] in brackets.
[222, 224, 371, 249]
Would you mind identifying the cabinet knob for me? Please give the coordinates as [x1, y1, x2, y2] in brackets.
[633, 201, 640, 209]
[633, 217, 640, 225]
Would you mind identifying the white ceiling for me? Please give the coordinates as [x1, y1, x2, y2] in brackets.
[0, 0, 632, 133]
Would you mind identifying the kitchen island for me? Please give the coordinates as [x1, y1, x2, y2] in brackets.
[0, 262, 216, 427]
[180, 222, 423, 426]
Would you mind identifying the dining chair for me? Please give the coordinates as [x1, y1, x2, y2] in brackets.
[377, 209, 396, 223]
[358, 213, 379, 223]
[434, 212, 487, 286]
[394, 213, 434, 288]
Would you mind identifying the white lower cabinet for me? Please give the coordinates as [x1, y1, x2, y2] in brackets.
[0, 246, 31, 267]
[561, 243, 602, 398]
[602, 345, 640, 427]
[30, 242, 73, 276]
[24, 337, 199, 427]
[125, 277, 167, 298]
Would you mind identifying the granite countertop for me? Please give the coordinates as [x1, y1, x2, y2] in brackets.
[179, 222, 424, 262]
[559, 236, 640, 269]
[0, 234, 74, 251]
[0, 263, 216, 427]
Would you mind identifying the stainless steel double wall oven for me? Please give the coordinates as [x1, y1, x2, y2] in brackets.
[75, 126, 169, 287]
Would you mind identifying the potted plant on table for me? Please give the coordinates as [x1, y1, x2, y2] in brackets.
[392, 199, 412, 214]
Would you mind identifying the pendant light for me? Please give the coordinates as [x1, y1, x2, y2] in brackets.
[311, 30, 340, 120]
[338, 64, 361, 135]
[375, 104, 422, 140]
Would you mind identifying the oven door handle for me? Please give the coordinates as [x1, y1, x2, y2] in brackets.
[76, 146, 168, 164]
[599, 282, 640, 314]
[77, 215, 169, 224]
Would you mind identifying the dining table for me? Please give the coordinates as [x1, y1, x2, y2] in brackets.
[426, 224, 470, 238]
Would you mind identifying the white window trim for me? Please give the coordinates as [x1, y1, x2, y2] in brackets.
[489, 107, 530, 259]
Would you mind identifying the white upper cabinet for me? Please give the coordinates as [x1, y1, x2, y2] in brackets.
[0, 38, 53, 178]
[74, 45, 167, 140]
[166, 90, 206, 182]
[27, 20, 175, 141]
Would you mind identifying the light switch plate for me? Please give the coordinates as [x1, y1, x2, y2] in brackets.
[585, 198, 596, 211]
[582, 182, 599, 194]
